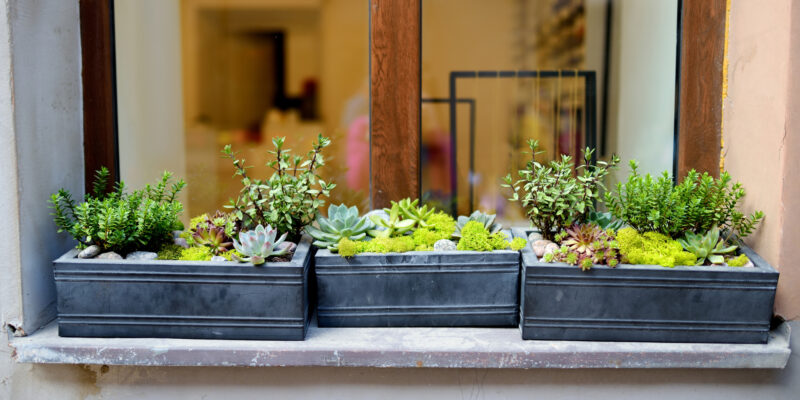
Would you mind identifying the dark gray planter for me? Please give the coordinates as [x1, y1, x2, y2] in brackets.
[512, 228, 778, 344]
[314, 236, 520, 327]
[53, 236, 315, 340]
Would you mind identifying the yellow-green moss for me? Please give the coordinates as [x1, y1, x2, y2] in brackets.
[337, 236, 416, 257]
[222, 249, 243, 261]
[456, 221, 510, 251]
[616, 227, 696, 267]
[157, 244, 185, 260]
[510, 237, 527, 251]
[727, 254, 750, 267]
[188, 213, 208, 229]
[178, 246, 214, 261]
[425, 212, 456, 237]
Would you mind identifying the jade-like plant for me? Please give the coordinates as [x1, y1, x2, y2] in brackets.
[223, 134, 335, 241]
[305, 204, 374, 251]
[503, 140, 619, 240]
[677, 227, 737, 265]
[50, 167, 186, 254]
[231, 224, 288, 265]
[605, 161, 764, 240]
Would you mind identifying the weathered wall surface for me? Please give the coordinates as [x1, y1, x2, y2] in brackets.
[722, 0, 800, 319]
[3, 0, 800, 399]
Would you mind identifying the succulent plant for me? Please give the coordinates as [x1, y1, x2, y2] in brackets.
[453, 211, 502, 239]
[231, 224, 288, 265]
[586, 211, 625, 231]
[677, 227, 737, 265]
[545, 223, 620, 270]
[305, 204, 374, 251]
[395, 198, 435, 228]
[368, 205, 415, 238]
[191, 211, 236, 255]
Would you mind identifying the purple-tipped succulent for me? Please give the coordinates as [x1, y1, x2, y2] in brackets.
[232, 224, 288, 265]
[192, 225, 233, 255]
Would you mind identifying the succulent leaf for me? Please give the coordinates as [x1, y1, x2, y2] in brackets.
[304, 204, 374, 251]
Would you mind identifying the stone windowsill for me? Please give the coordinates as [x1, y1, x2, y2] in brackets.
[10, 320, 791, 369]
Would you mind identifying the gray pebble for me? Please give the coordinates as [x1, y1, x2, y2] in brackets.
[77, 245, 101, 259]
[126, 251, 158, 261]
[211, 256, 227, 262]
[433, 239, 457, 251]
[173, 237, 189, 248]
[277, 241, 297, 254]
[97, 251, 122, 260]
[528, 232, 543, 242]
[173, 230, 183, 239]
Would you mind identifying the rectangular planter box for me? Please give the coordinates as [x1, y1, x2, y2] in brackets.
[314, 236, 520, 327]
[512, 228, 778, 344]
[53, 235, 315, 340]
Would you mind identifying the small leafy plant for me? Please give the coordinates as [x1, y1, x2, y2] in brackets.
[50, 167, 186, 254]
[223, 134, 335, 241]
[503, 140, 619, 240]
[231, 224, 289, 265]
[605, 161, 764, 240]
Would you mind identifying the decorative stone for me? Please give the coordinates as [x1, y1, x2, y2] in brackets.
[527, 232, 543, 242]
[125, 251, 158, 261]
[97, 252, 122, 260]
[77, 245, 101, 259]
[543, 243, 560, 255]
[211, 256, 227, 262]
[172, 230, 183, 239]
[365, 209, 390, 230]
[531, 239, 554, 257]
[433, 239, 457, 251]
[277, 241, 297, 254]
[173, 237, 189, 248]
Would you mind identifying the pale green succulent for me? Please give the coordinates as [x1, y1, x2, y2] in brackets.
[368, 205, 415, 238]
[395, 198, 435, 228]
[305, 204, 373, 251]
[678, 227, 737, 265]
[453, 211, 502, 239]
[232, 224, 288, 265]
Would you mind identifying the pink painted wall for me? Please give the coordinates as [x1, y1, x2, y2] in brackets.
[723, 0, 800, 318]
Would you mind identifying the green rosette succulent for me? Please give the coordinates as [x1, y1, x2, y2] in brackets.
[368, 205, 415, 238]
[678, 227, 737, 265]
[305, 204, 374, 251]
[395, 198, 435, 228]
[231, 224, 288, 265]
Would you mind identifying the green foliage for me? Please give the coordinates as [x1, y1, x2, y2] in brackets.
[677, 227, 738, 265]
[50, 167, 186, 254]
[605, 161, 764, 240]
[456, 221, 511, 251]
[510, 237, 527, 251]
[411, 212, 456, 250]
[156, 244, 185, 260]
[545, 224, 620, 270]
[396, 198, 435, 228]
[586, 211, 625, 231]
[178, 246, 214, 261]
[336, 236, 416, 257]
[616, 227, 696, 267]
[368, 204, 415, 238]
[504, 140, 619, 240]
[452, 211, 502, 239]
[305, 204, 374, 251]
[231, 224, 289, 265]
[223, 134, 335, 240]
[727, 254, 750, 267]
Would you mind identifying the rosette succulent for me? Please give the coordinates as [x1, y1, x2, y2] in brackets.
[368, 205, 415, 238]
[305, 204, 374, 251]
[395, 198, 435, 228]
[678, 227, 737, 265]
[545, 223, 620, 270]
[231, 224, 288, 265]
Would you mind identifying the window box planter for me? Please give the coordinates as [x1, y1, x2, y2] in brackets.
[314, 236, 521, 327]
[512, 228, 778, 344]
[53, 236, 315, 340]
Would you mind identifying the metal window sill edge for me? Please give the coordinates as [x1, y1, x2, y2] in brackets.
[9, 320, 791, 369]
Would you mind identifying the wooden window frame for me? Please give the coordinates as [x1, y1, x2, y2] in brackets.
[80, 0, 725, 205]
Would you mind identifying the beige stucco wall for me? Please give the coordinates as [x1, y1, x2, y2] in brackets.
[722, 0, 800, 319]
[3, 0, 800, 398]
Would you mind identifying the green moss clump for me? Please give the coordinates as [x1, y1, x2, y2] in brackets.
[338, 238, 365, 257]
[178, 246, 214, 261]
[188, 213, 208, 230]
[456, 221, 510, 251]
[510, 237, 527, 251]
[157, 244, 185, 260]
[727, 254, 750, 267]
[222, 249, 243, 261]
[337, 236, 417, 257]
[426, 212, 456, 236]
[616, 227, 696, 267]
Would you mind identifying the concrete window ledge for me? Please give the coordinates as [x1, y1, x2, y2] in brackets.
[10, 321, 791, 369]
